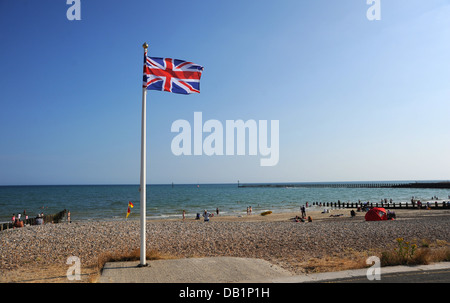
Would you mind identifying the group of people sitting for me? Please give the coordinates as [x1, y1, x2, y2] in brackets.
[11, 212, 45, 228]
[293, 215, 312, 222]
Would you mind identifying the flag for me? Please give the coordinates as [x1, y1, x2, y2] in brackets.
[126, 201, 134, 218]
[143, 53, 204, 95]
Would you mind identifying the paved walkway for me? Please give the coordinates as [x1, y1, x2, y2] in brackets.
[99, 257, 450, 283]
[99, 257, 292, 283]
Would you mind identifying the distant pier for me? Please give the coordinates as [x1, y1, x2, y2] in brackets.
[238, 181, 450, 189]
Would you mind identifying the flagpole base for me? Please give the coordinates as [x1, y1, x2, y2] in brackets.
[137, 263, 149, 268]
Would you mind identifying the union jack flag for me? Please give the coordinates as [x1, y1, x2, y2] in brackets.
[143, 50, 203, 95]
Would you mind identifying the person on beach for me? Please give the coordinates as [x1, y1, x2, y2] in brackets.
[14, 219, 23, 228]
[12, 214, 15, 222]
[67, 210, 71, 223]
[35, 213, 44, 225]
[182, 210, 185, 221]
[216, 207, 219, 216]
[203, 210, 210, 222]
[387, 210, 396, 220]
[301, 205, 306, 218]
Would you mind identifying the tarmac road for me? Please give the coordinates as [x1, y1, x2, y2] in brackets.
[318, 268, 450, 283]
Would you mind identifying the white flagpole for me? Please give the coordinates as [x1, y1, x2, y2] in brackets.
[139, 42, 149, 267]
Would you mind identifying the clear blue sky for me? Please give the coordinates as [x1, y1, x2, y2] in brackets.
[1, 0, 449, 185]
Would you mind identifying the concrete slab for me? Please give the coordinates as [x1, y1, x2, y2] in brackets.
[99, 257, 294, 283]
[100, 257, 450, 283]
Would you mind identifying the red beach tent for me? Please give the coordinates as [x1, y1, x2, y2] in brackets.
[365, 207, 388, 221]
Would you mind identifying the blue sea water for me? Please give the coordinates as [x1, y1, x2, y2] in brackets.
[0, 182, 449, 223]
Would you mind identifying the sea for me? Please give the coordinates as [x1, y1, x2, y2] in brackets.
[1, 182, 449, 223]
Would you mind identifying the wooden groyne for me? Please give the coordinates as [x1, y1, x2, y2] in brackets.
[238, 181, 450, 189]
[311, 201, 449, 210]
[0, 209, 67, 232]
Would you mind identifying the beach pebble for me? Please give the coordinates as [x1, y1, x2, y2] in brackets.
[1, 212, 450, 276]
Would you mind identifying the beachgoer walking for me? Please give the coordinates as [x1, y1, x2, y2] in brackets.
[67, 210, 71, 223]
[216, 207, 219, 216]
[182, 210, 185, 220]
[301, 205, 306, 218]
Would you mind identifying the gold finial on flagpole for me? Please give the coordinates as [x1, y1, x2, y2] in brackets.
[143, 42, 148, 49]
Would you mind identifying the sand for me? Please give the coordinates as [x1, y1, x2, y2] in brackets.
[1, 208, 449, 283]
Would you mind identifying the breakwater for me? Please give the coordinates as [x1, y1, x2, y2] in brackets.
[238, 181, 450, 189]
[0, 209, 67, 232]
[311, 200, 448, 210]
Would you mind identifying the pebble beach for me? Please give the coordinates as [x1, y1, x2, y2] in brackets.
[1, 208, 450, 283]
